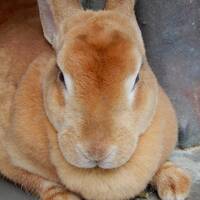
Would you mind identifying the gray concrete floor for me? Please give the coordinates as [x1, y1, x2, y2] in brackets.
[0, 178, 36, 200]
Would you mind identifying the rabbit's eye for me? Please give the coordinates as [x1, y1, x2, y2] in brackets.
[58, 71, 66, 88]
[135, 74, 139, 85]
[131, 74, 139, 91]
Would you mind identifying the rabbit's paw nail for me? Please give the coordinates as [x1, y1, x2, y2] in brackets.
[156, 165, 191, 200]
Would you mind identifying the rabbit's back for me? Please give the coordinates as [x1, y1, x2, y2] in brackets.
[0, 2, 49, 131]
[0, 1, 52, 174]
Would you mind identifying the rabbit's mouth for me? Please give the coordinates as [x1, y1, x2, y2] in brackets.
[74, 144, 119, 169]
[58, 133, 138, 170]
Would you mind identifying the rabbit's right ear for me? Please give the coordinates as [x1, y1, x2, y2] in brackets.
[37, 0, 82, 49]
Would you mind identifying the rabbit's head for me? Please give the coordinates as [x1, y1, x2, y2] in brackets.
[38, 0, 158, 169]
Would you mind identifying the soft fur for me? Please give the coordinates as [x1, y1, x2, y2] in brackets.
[0, 0, 191, 200]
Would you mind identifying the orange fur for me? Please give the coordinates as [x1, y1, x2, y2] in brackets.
[0, 0, 191, 200]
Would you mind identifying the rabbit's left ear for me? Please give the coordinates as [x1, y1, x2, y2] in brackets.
[37, 0, 82, 49]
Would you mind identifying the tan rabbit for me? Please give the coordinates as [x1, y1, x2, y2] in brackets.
[0, 0, 191, 200]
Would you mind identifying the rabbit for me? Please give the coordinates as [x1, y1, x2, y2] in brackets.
[0, 0, 191, 200]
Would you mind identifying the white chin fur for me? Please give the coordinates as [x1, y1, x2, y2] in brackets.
[70, 160, 97, 169]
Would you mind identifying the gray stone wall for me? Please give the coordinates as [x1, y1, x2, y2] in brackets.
[135, 0, 200, 149]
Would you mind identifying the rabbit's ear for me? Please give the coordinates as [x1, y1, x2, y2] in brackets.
[37, 0, 82, 48]
[105, 0, 136, 17]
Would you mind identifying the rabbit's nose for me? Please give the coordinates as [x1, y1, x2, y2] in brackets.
[77, 143, 108, 162]
[87, 144, 109, 162]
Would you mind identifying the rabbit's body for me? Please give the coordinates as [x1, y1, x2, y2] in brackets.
[0, 0, 57, 183]
[0, 1, 191, 200]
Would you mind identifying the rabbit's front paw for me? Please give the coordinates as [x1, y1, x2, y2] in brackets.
[154, 162, 191, 200]
[43, 192, 81, 200]
[41, 181, 81, 200]
[44, 193, 81, 200]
